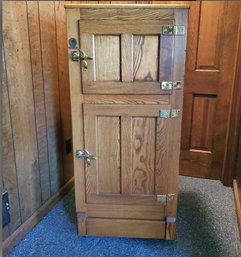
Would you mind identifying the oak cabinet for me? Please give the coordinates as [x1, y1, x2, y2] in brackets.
[66, 4, 188, 239]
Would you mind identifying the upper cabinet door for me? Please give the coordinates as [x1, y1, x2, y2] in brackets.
[79, 8, 176, 94]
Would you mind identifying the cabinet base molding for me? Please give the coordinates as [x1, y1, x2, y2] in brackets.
[3, 178, 74, 256]
[84, 218, 166, 239]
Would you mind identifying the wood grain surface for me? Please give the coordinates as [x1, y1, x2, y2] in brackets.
[132, 118, 155, 195]
[3, 1, 42, 222]
[97, 117, 121, 194]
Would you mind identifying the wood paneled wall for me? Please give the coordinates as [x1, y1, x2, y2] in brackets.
[2, 0, 241, 248]
[2, 1, 73, 242]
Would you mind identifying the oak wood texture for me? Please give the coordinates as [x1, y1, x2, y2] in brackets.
[77, 5, 176, 97]
[83, 104, 170, 205]
[86, 218, 166, 238]
[2, 0, 74, 246]
[3, 0, 240, 249]
[66, 4, 187, 240]
[164, 9, 187, 239]
[65, 4, 189, 9]
[66, 7, 87, 218]
[3, 178, 74, 256]
[86, 204, 165, 220]
[79, 8, 174, 20]
[97, 116, 121, 194]
[79, 15, 175, 95]
[83, 94, 170, 105]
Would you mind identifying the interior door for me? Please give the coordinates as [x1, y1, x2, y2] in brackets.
[66, 4, 188, 240]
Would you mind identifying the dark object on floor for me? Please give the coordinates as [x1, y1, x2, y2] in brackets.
[2, 191, 10, 227]
[5, 177, 241, 257]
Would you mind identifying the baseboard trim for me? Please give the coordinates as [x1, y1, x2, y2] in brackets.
[2, 177, 74, 256]
[233, 179, 241, 240]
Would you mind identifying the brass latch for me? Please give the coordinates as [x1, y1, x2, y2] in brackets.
[162, 25, 185, 35]
[71, 50, 93, 70]
[159, 110, 180, 118]
[156, 194, 175, 203]
[76, 149, 97, 167]
[161, 81, 182, 90]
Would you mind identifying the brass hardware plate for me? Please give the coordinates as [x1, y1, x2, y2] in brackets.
[159, 109, 180, 118]
[161, 81, 182, 90]
[161, 81, 172, 90]
[71, 50, 81, 61]
[173, 81, 182, 90]
[162, 25, 185, 36]
[156, 194, 175, 203]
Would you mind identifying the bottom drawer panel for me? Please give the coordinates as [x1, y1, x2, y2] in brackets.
[86, 218, 166, 239]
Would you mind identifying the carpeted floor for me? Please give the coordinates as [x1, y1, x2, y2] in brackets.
[5, 176, 241, 257]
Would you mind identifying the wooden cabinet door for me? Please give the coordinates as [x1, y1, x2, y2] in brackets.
[66, 4, 188, 240]
[84, 104, 170, 204]
[79, 16, 175, 95]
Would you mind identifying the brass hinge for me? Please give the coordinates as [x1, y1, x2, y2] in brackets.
[156, 194, 175, 203]
[161, 81, 182, 90]
[159, 109, 180, 118]
[162, 25, 185, 36]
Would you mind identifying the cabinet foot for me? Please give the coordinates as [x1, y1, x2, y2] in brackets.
[77, 212, 87, 236]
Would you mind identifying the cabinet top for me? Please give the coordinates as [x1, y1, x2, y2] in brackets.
[64, 4, 190, 9]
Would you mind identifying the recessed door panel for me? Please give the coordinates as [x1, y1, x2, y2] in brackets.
[132, 117, 156, 195]
[95, 35, 121, 81]
[133, 35, 159, 82]
[97, 116, 121, 194]
[84, 104, 170, 205]
[79, 18, 174, 94]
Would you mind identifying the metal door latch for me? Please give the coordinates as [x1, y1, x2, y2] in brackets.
[71, 50, 93, 70]
[76, 149, 97, 167]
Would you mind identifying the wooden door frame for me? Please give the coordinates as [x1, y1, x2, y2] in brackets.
[222, 11, 241, 186]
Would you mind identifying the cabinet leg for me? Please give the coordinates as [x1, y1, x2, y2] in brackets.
[77, 212, 87, 236]
[165, 222, 176, 240]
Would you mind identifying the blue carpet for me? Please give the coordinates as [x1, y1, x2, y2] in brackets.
[6, 176, 241, 257]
